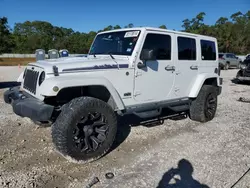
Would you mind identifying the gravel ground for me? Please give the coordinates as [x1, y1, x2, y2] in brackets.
[0, 66, 25, 82]
[0, 68, 250, 188]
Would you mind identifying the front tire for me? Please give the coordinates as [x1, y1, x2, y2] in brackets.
[189, 85, 218, 123]
[51, 97, 117, 163]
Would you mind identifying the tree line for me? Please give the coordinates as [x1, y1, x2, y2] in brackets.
[0, 10, 249, 55]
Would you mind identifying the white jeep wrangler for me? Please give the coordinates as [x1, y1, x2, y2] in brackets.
[4, 27, 222, 163]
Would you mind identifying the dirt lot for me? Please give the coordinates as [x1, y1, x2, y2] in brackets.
[0, 58, 36, 66]
[0, 69, 250, 188]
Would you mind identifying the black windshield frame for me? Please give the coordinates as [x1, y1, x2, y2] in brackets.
[89, 30, 141, 56]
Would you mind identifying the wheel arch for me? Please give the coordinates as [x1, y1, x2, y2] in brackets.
[56, 85, 121, 110]
[40, 77, 125, 111]
[188, 74, 220, 98]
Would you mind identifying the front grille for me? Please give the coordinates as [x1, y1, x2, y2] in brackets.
[23, 69, 39, 94]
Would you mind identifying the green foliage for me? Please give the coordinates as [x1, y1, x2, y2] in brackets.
[159, 25, 167, 29]
[182, 11, 250, 54]
[124, 23, 134, 28]
[0, 10, 250, 54]
[0, 17, 14, 54]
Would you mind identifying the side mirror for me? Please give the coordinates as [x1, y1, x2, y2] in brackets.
[137, 62, 146, 69]
[140, 49, 156, 61]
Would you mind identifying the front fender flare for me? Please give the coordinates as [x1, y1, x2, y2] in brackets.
[39, 76, 125, 110]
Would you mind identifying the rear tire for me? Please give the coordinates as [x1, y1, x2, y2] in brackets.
[51, 97, 117, 163]
[189, 85, 218, 123]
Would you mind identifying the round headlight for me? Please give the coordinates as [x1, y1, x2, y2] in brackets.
[39, 71, 45, 85]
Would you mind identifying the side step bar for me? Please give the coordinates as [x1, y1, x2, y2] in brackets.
[132, 113, 188, 127]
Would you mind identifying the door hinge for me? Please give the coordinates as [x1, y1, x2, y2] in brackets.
[174, 87, 180, 96]
[134, 91, 141, 96]
[135, 71, 142, 77]
[174, 87, 180, 92]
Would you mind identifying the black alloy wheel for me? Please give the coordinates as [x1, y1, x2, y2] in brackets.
[73, 112, 109, 153]
[204, 93, 217, 119]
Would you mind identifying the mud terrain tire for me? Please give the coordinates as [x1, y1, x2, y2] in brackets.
[189, 85, 218, 123]
[51, 97, 117, 163]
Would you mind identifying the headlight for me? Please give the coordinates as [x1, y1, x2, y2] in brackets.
[39, 71, 45, 85]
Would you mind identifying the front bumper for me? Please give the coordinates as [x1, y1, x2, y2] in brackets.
[4, 87, 54, 122]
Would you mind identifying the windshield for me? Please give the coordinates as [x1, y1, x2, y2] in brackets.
[89, 30, 140, 56]
[219, 54, 224, 58]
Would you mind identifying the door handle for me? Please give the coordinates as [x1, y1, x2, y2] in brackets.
[165, 65, 175, 71]
[190, 65, 198, 70]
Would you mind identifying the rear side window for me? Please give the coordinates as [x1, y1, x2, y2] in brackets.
[178, 37, 196, 60]
[200, 40, 216, 60]
[141, 33, 171, 60]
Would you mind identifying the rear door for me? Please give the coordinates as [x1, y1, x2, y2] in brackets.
[172, 35, 198, 98]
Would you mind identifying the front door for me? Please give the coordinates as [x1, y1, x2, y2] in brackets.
[134, 32, 175, 102]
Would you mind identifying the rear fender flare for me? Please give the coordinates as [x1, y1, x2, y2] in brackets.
[189, 73, 220, 98]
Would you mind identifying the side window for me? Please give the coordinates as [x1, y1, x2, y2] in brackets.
[226, 54, 230, 58]
[200, 40, 216, 60]
[178, 37, 196, 60]
[141, 33, 171, 60]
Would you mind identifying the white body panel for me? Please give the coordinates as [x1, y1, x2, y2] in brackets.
[133, 30, 175, 102]
[19, 27, 221, 111]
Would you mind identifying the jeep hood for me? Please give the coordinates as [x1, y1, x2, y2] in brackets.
[27, 56, 130, 73]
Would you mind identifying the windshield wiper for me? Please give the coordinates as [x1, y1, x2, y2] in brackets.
[109, 53, 115, 60]
[108, 52, 119, 69]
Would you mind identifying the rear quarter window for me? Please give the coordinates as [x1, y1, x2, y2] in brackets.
[200, 40, 216, 60]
